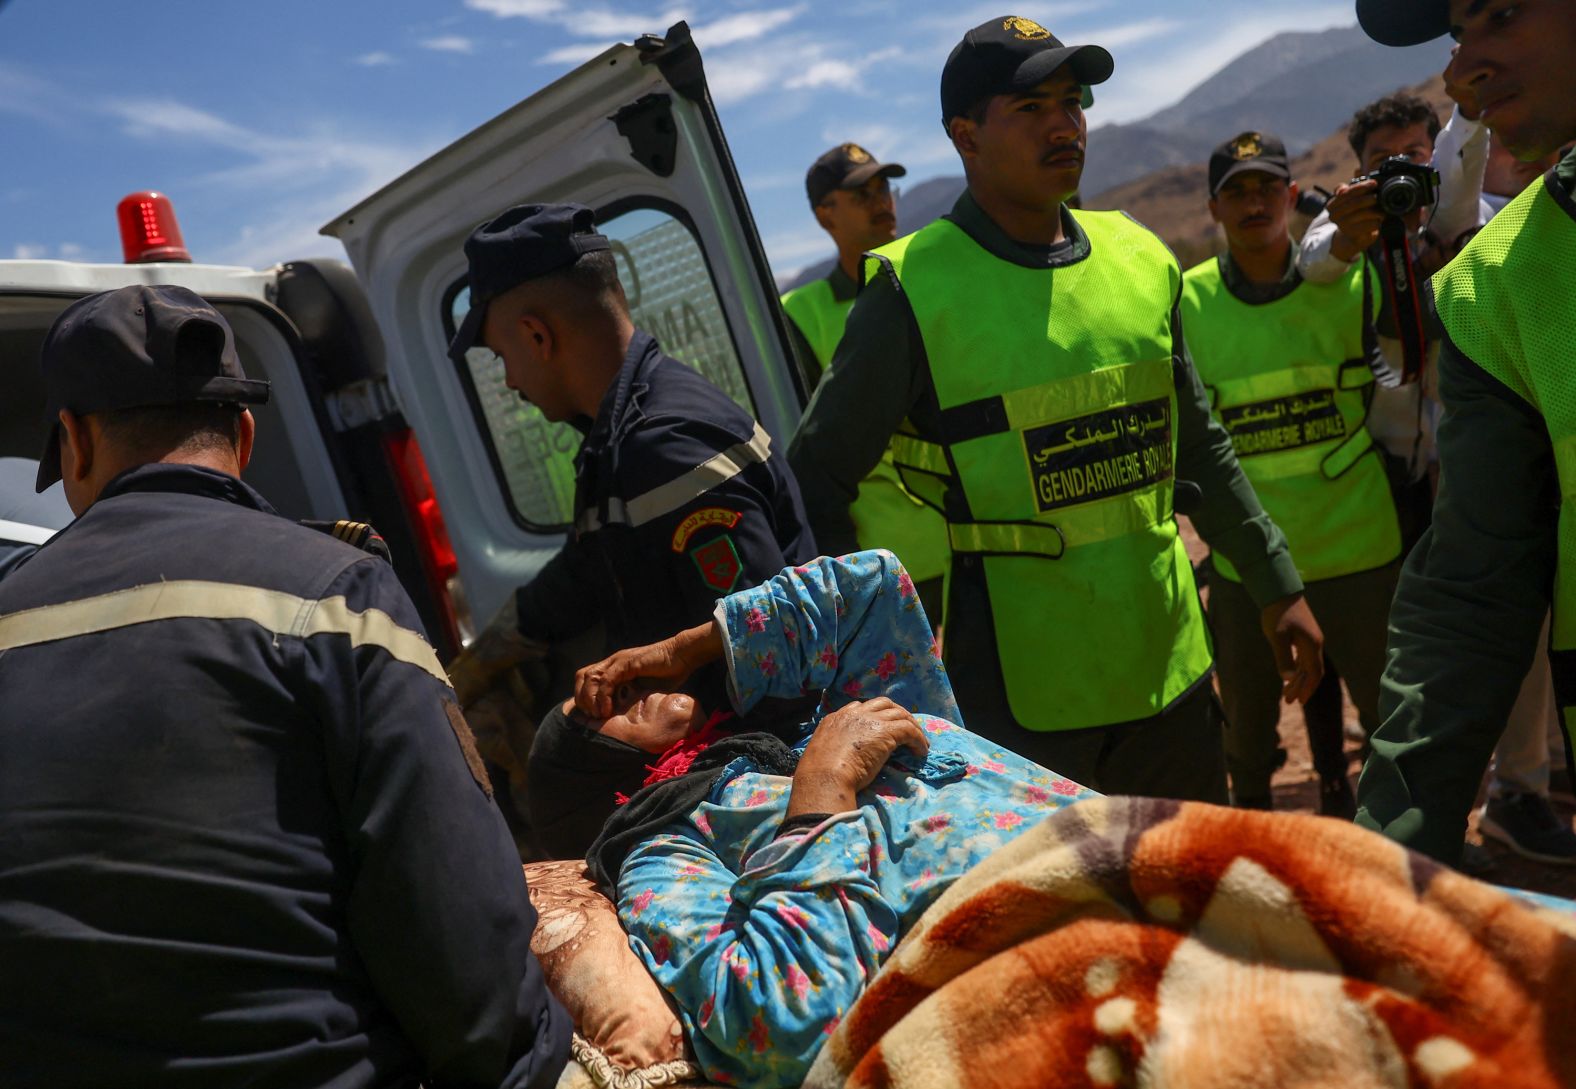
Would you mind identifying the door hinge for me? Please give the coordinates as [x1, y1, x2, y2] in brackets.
[611, 94, 678, 177]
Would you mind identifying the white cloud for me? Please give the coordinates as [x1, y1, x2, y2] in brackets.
[819, 120, 902, 150]
[465, 0, 565, 16]
[1090, 4, 1353, 125]
[744, 170, 804, 192]
[58, 243, 84, 258]
[786, 58, 861, 92]
[106, 100, 250, 147]
[0, 64, 73, 124]
[540, 42, 611, 65]
[761, 228, 832, 274]
[355, 51, 398, 66]
[420, 35, 476, 53]
[1082, 16, 1184, 49]
[815, 118, 953, 167]
[692, 6, 802, 48]
[12, 243, 47, 260]
[706, 53, 781, 104]
[468, 0, 689, 41]
[99, 96, 438, 268]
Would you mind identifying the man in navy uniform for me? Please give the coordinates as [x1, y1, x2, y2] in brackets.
[0, 285, 570, 1088]
[448, 203, 816, 658]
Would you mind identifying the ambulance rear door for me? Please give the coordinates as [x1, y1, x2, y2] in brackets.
[323, 22, 805, 628]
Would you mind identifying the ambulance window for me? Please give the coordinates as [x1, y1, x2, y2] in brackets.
[445, 203, 754, 531]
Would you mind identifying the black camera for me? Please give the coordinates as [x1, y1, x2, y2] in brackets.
[1363, 156, 1441, 217]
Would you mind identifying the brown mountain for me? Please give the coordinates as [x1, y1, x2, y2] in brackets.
[1084, 76, 1455, 270]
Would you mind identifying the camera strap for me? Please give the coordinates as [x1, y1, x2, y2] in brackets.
[1378, 214, 1427, 384]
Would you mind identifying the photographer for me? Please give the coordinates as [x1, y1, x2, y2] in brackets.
[1301, 95, 1488, 284]
[1299, 94, 1470, 551]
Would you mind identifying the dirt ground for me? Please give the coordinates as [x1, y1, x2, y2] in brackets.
[1179, 518, 1576, 901]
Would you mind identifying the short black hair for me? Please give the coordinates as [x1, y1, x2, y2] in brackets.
[1348, 93, 1441, 160]
[540, 248, 621, 300]
[94, 402, 243, 460]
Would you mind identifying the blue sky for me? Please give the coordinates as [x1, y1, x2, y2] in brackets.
[1, 0, 1356, 279]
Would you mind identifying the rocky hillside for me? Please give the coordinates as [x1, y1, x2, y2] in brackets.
[777, 24, 1451, 290]
[1084, 75, 1454, 270]
[1081, 25, 1449, 196]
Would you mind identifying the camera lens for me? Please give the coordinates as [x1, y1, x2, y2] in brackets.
[1379, 177, 1422, 217]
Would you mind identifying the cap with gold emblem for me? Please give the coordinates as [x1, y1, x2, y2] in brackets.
[940, 15, 1113, 127]
[1207, 130, 1290, 197]
[805, 143, 908, 207]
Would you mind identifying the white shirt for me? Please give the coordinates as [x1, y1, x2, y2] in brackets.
[1294, 108, 1489, 479]
[1298, 107, 1490, 284]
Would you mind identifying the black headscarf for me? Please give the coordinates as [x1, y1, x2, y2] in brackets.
[527, 695, 818, 891]
[526, 706, 653, 861]
[584, 730, 799, 893]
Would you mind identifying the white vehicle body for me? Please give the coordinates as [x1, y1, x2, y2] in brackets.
[0, 22, 803, 659]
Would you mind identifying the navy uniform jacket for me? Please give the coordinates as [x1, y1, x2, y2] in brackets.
[0, 464, 570, 1089]
[517, 331, 816, 648]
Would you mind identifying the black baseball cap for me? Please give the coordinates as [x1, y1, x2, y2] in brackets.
[806, 144, 907, 207]
[35, 284, 269, 491]
[1208, 131, 1291, 196]
[447, 203, 612, 362]
[1355, 0, 1450, 46]
[940, 16, 1113, 127]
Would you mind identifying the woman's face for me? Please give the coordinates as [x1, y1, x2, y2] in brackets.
[567, 686, 707, 754]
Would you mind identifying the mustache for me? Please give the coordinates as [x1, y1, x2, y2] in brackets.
[1041, 144, 1085, 165]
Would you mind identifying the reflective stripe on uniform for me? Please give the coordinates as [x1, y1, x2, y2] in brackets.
[888, 433, 948, 475]
[575, 422, 773, 535]
[948, 520, 1067, 558]
[0, 579, 450, 686]
[0, 518, 56, 547]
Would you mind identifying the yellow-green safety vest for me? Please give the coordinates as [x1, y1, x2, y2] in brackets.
[1434, 168, 1576, 760]
[876, 210, 1213, 732]
[781, 278, 850, 381]
[780, 278, 950, 585]
[1180, 256, 1401, 583]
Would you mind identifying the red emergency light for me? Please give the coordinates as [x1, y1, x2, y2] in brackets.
[116, 191, 192, 264]
[383, 428, 465, 653]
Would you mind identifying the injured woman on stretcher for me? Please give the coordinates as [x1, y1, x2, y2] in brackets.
[525, 550, 1576, 1089]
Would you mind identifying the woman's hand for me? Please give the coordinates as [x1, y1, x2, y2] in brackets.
[574, 619, 725, 719]
[786, 698, 930, 817]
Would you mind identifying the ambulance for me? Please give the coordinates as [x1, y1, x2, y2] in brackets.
[0, 23, 807, 671]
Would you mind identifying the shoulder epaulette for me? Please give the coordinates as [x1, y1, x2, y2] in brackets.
[300, 518, 392, 563]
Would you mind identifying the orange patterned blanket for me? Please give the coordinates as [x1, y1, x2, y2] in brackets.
[804, 797, 1576, 1089]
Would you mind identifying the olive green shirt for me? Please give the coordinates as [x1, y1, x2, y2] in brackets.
[1356, 147, 1576, 863]
[1217, 242, 1303, 305]
[787, 190, 1302, 610]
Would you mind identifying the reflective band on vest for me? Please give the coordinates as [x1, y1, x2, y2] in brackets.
[576, 423, 774, 535]
[0, 579, 450, 685]
[783, 279, 951, 584]
[1435, 168, 1576, 764]
[874, 210, 1213, 732]
[781, 279, 853, 376]
[1180, 256, 1401, 583]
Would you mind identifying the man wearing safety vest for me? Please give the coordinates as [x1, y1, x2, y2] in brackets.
[789, 16, 1324, 800]
[1182, 132, 1401, 817]
[1354, 0, 1576, 863]
[782, 145, 951, 621]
